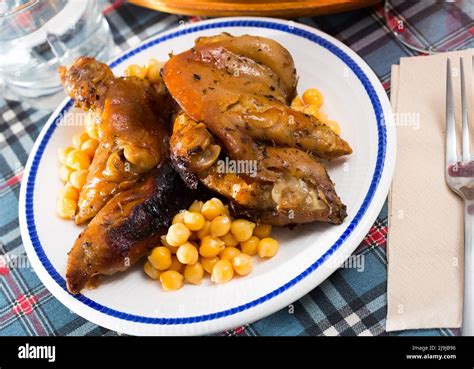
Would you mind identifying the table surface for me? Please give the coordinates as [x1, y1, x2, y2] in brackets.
[0, 0, 470, 336]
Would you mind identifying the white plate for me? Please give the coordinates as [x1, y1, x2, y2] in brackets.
[19, 17, 396, 336]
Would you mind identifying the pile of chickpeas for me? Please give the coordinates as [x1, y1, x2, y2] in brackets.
[124, 58, 162, 84]
[291, 88, 341, 135]
[144, 198, 279, 291]
[56, 113, 99, 219]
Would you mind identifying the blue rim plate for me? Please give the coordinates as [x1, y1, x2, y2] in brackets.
[19, 17, 396, 335]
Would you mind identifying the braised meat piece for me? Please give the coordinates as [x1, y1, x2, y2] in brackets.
[66, 163, 196, 294]
[59, 57, 171, 224]
[162, 34, 351, 162]
[170, 112, 346, 225]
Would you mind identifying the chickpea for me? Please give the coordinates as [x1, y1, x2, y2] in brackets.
[291, 95, 304, 108]
[72, 131, 90, 150]
[69, 169, 88, 190]
[210, 215, 231, 237]
[184, 262, 204, 285]
[188, 200, 204, 213]
[221, 232, 239, 247]
[125, 64, 147, 79]
[172, 210, 185, 225]
[168, 255, 184, 273]
[258, 238, 279, 258]
[146, 63, 161, 83]
[219, 247, 240, 262]
[201, 256, 219, 274]
[183, 211, 206, 231]
[161, 235, 178, 254]
[66, 149, 91, 170]
[146, 58, 160, 68]
[87, 127, 99, 140]
[123, 145, 159, 173]
[201, 198, 225, 220]
[165, 244, 179, 254]
[199, 236, 225, 258]
[253, 224, 272, 239]
[85, 114, 99, 139]
[230, 219, 255, 242]
[60, 183, 79, 201]
[166, 223, 191, 246]
[303, 104, 319, 118]
[159, 270, 184, 291]
[56, 197, 77, 219]
[58, 146, 74, 165]
[232, 254, 253, 276]
[324, 120, 341, 135]
[143, 260, 161, 280]
[176, 242, 199, 265]
[145, 58, 162, 81]
[196, 220, 211, 239]
[315, 110, 328, 122]
[148, 246, 172, 270]
[81, 138, 99, 158]
[211, 259, 234, 284]
[59, 164, 73, 182]
[240, 236, 260, 256]
[302, 88, 324, 109]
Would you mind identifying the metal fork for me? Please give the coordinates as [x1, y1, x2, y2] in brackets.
[445, 57, 473, 336]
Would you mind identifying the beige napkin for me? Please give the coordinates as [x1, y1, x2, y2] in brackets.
[386, 49, 474, 331]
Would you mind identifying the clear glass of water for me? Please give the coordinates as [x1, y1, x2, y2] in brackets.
[0, 0, 114, 110]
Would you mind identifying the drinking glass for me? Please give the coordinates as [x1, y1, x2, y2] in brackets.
[0, 0, 114, 110]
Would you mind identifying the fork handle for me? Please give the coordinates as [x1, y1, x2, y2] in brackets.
[463, 203, 474, 336]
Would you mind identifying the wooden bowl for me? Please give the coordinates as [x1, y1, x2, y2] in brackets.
[129, 0, 380, 18]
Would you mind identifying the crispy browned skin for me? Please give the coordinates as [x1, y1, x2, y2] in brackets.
[59, 57, 170, 224]
[195, 33, 298, 101]
[162, 34, 352, 161]
[66, 163, 196, 294]
[170, 113, 346, 225]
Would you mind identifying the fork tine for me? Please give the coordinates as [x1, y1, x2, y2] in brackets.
[461, 58, 470, 162]
[446, 58, 457, 165]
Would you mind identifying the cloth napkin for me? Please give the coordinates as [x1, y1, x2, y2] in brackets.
[386, 49, 474, 331]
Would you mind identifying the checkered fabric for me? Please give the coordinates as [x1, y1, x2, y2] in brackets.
[1, 0, 471, 336]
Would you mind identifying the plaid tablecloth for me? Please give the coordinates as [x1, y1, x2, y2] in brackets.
[1, 1, 470, 336]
